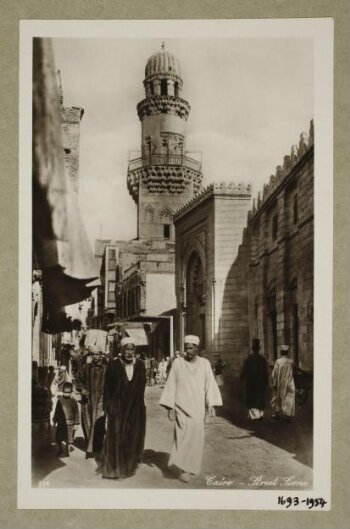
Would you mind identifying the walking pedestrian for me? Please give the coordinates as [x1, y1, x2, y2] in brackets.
[271, 345, 296, 421]
[144, 356, 151, 385]
[214, 355, 226, 388]
[158, 357, 167, 384]
[101, 337, 146, 479]
[53, 382, 80, 457]
[149, 356, 156, 385]
[80, 345, 107, 459]
[159, 335, 222, 483]
[240, 338, 269, 420]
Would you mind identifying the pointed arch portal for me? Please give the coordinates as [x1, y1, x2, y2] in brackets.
[185, 251, 206, 348]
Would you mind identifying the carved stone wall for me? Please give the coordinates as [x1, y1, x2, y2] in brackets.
[137, 96, 190, 121]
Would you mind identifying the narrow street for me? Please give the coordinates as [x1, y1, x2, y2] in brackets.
[32, 383, 312, 490]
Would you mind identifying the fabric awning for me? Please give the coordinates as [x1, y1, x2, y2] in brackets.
[125, 327, 148, 346]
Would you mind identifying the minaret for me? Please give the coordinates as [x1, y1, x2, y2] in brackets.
[57, 70, 84, 193]
[127, 44, 203, 240]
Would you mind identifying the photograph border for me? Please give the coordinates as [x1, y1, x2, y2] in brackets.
[19, 17, 330, 510]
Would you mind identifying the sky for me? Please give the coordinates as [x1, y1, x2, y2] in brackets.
[53, 38, 313, 245]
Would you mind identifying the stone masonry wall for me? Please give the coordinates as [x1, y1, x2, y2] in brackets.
[214, 196, 251, 375]
[174, 183, 251, 372]
[247, 121, 314, 370]
[60, 106, 84, 193]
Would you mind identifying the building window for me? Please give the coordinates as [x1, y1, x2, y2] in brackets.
[108, 259, 116, 271]
[108, 292, 115, 302]
[163, 224, 171, 239]
[144, 205, 155, 223]
[108, 281, 116, 303]
[272, 214, 278, 241]
[108, 249, 116, 270]
[160, 207, 172, 222]
[174, 81, 179, 97]
[161, 79, 168, 96]
[293, 194, 298, 224]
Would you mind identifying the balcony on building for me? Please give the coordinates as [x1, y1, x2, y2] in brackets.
[127, 152, 202, 174]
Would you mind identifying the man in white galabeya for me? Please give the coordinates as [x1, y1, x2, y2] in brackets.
[159, 334, 222, 483]
[271, 344, 296, 421]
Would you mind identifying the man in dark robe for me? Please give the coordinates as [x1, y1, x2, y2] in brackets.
[102, 337, 146, 479]
[80, 346, 107, 458]
[240, 338, 269, 420]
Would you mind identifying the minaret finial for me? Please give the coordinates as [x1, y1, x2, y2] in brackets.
[161, 41, 165, 51]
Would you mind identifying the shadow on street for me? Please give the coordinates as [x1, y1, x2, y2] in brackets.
[31, 427, 66, 485]
[142, 449, 178, 479]
[217, 379, 313, 468]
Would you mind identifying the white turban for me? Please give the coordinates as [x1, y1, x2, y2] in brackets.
[184, 335, 200, 346]
[281, 344, 289, 352]
[120, 337, 136, 348]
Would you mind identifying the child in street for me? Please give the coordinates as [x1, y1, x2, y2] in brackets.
[53, 382, 80, 457]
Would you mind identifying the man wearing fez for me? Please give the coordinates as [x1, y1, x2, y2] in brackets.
[271, 344, 296, 421]
[102, 337, 146, 479]
[240, 338, 269, 420]
[159, 334, 222, 483]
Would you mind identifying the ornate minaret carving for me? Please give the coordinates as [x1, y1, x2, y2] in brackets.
[127, 45, 203, 240]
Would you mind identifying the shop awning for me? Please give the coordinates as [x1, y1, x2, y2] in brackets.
[125, 327, 148, 346]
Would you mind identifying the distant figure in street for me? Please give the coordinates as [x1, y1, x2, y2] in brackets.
[102, 337, 146, 479]
[80, 346, 107, 459]
[214, 355, 226, 388]
[159, 335, 222, 483]
[53, 382, 80, 457]
[271, 345, 296, 421]
[158, 357, 167, 384]
[240, 339, 269, 420]
[54, 365, 70, 393]
[149, 356, 157, 385]
[144, 356, 151, 385]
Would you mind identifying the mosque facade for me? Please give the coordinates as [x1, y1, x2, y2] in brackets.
[94, 45, 314, 374]
[174, 123, 314, 374]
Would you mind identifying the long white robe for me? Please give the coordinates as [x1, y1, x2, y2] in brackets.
[159, 356, 222, 475]
[271, 356, 295, 417]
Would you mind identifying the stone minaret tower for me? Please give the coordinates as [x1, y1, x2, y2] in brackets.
[127, 44, 203, 240]
[57, 70, 84, 193]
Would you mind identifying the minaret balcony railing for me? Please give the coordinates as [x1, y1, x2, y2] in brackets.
[128, 154, 201, 173]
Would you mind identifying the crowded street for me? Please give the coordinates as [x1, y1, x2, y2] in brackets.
[32, 381, 312, 490]
[30, 36, 314, 500]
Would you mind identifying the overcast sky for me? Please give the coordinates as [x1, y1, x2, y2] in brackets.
[52, 38, 313, 245]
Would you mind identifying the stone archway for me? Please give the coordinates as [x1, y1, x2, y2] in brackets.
[185, 251, 206, 348]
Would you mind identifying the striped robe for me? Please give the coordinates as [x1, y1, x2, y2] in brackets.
[159, 356, 222, 475]
[80, 362, 106, 454]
